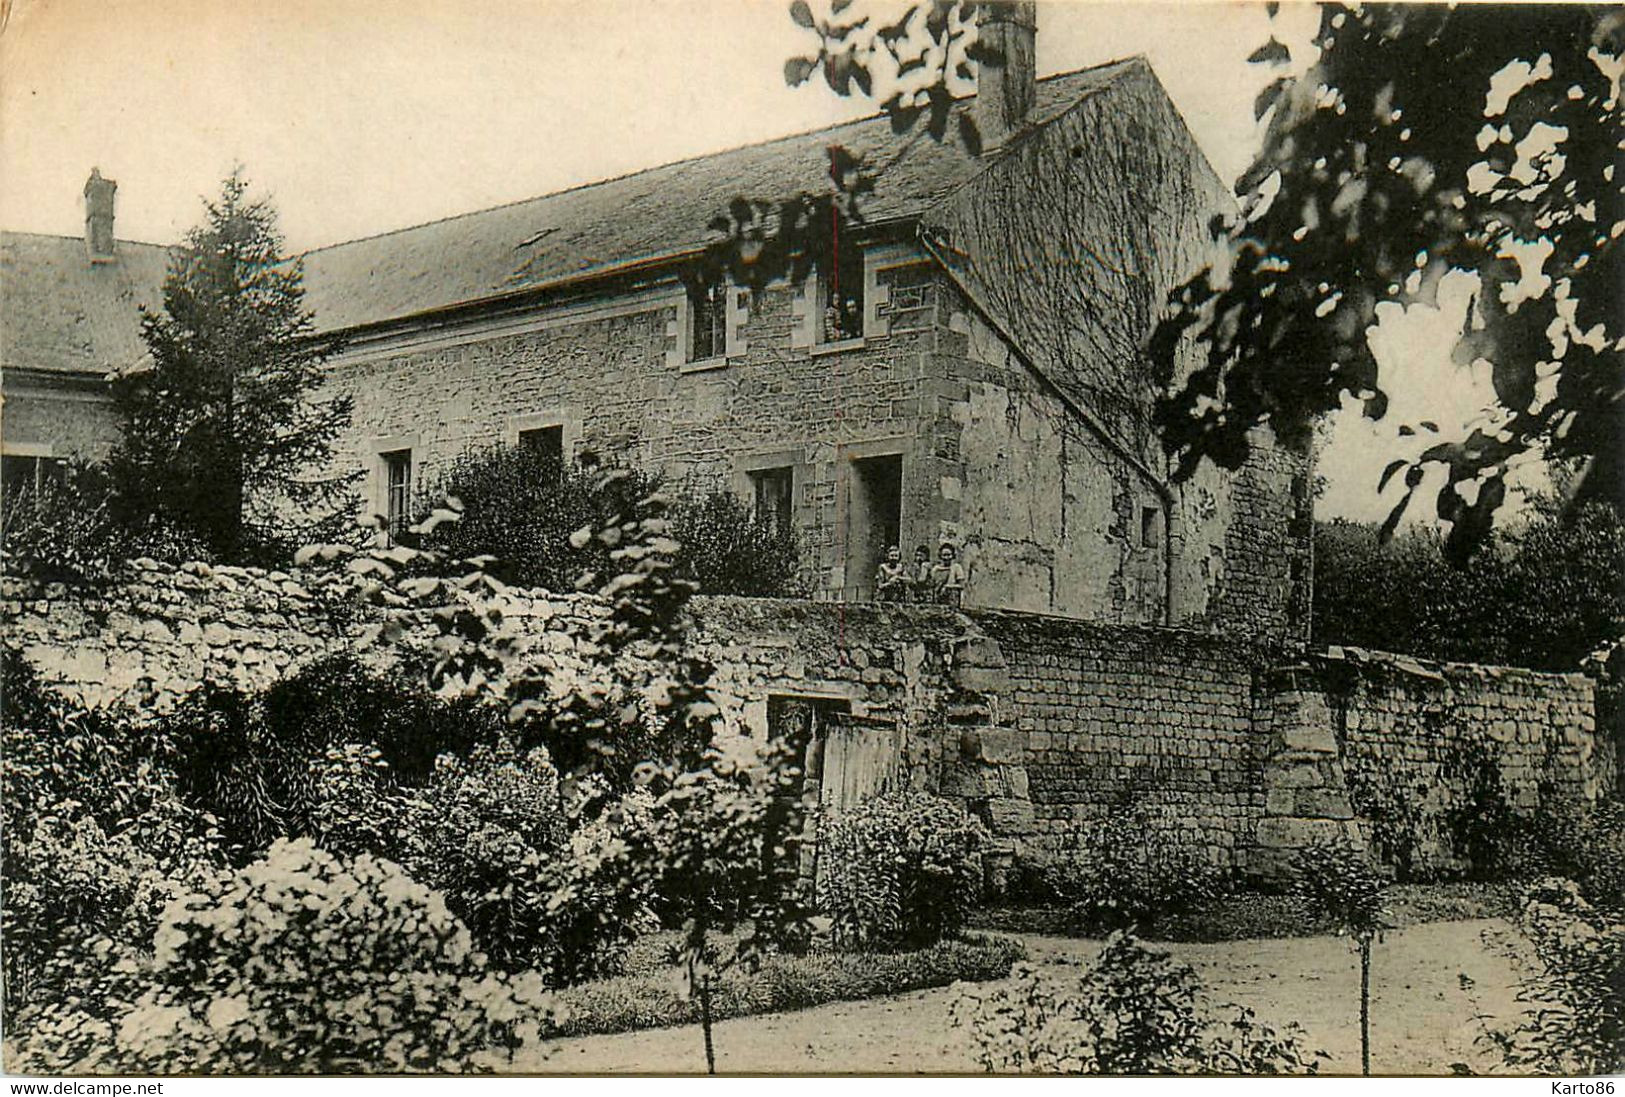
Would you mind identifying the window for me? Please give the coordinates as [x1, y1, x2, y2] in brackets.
[518, 424, 565, 470]
[381, 449, 412, 543]
[1140, 505, 1161, 548]
[690, 279, 728, 362]
[819, 243, 865, 343]
[749, 466, 794, 532]
[1, 454, 64, 506]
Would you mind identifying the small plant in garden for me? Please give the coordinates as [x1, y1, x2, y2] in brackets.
[1479, 876, 1625, 1075]
[1023, 803, 1229, 932]
[6, 839, 563, 1074]
[1291, 838, 1388, 1075]
[949, 930, 1322, 1074]
[817, 791, 985, 950]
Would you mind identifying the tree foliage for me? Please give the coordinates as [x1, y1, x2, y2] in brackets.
[1149, 5, 1623, 560]
[107, 169, 357, 564]
[1313, 501, 1625, 670]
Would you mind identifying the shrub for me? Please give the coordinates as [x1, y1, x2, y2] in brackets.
[416, 445, 804, 597]
[1486, 877, 1625, 1075]
[950, 931, 1322, 1074]
[154, 656, 506, 856]
[553, 932, 1025, 1039]
[0, 465, 211, 584]
[306, 742, 400, 859]
[0, 650, 225, 1015]
[668, 487, 805, 597]
[817, 791, 985, 949]
[537, 786, 661, 987]
[1026, 805, 1229, 932]
[6, 840, 563, 1074]
[395, 741, 570, 974]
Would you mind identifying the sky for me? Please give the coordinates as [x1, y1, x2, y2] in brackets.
[0, 0, 1509, 525]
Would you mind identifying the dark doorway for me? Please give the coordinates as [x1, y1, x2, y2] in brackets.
[848, 453, 902, 600]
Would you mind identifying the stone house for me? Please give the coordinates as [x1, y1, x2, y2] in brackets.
[0, 12, 1313, 641]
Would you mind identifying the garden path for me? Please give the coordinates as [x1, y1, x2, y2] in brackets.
[524, 918, 1528, 1076]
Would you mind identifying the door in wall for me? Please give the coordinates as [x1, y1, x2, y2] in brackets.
[846, 453, 903, 600]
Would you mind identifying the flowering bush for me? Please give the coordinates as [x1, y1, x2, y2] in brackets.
[950, 931, 1322, 1074]
[7, 840, 563, 1074]
[395, 741, 570, 975]
[306, 742, 399, 859]
[817, 792, 985, 949]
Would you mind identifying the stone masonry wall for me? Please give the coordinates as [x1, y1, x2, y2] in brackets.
[3, 569, 1605, 881]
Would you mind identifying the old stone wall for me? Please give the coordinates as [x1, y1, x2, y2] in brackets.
[3, 570, 1604, 881]
[1319, 646, 1603, 878]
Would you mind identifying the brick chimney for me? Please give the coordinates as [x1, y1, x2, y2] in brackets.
[972, 1, 1037, 154]
[83, 168, 117, 262]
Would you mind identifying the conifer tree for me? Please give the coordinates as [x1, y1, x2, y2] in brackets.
[108, 169, 356, 562]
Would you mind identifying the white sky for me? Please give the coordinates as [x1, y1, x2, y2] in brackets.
[0, 0, 1505, 524]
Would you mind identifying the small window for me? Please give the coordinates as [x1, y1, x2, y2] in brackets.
[381, 449, 412, 543]
[518, 425, 565, 470]
[690, 279, 728, 362]
[1, 455, 64, 507]
[749, 466, 794, 532]
[1140, 505, 1161, 548]
[819, 244, 865, 344]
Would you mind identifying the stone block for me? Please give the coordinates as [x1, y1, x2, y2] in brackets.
[955, 664, 1010, 693]
[1278, 724, 1339, 753]
[977, 729, 1025, 765]
[1255, 816, 1355, 851]
[985, 796, 1036, 836]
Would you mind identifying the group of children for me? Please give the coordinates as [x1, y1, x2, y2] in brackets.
[875, 542, 966, 606]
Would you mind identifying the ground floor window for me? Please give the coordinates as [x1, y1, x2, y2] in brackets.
[518, 424, 565, 472]
[748, 465, 794, 532]
[381, 448, 412, 543]
[1, 454, 65, 506]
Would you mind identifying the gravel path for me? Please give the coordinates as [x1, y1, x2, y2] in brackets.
[522, 918, 1528, 1075]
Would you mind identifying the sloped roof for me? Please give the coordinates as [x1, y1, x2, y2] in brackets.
[1, 57, 1143, 370]
[298, 58, 1141, 332]
[0, 232, 169, 375]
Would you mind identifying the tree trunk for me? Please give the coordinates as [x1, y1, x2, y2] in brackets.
[699, 971, 716, 1075]
[1359, 937, 1372, 1077]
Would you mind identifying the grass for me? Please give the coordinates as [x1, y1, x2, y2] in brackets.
[967, 881, 1521, 943]
[550, 932, 1025, 1039]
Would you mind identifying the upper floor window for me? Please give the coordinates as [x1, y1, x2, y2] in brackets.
[819, 244, 865, 344]
[690, 278, 728, 362]
[1140, 505, 1161, 548]
[381, 448, 412, 544]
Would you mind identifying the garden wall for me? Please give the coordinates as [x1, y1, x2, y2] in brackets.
[2, 564, 1607, 881]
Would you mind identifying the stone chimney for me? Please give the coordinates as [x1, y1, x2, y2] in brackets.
[83, 168, 117, 262]
[972, 1, 1038, 154]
